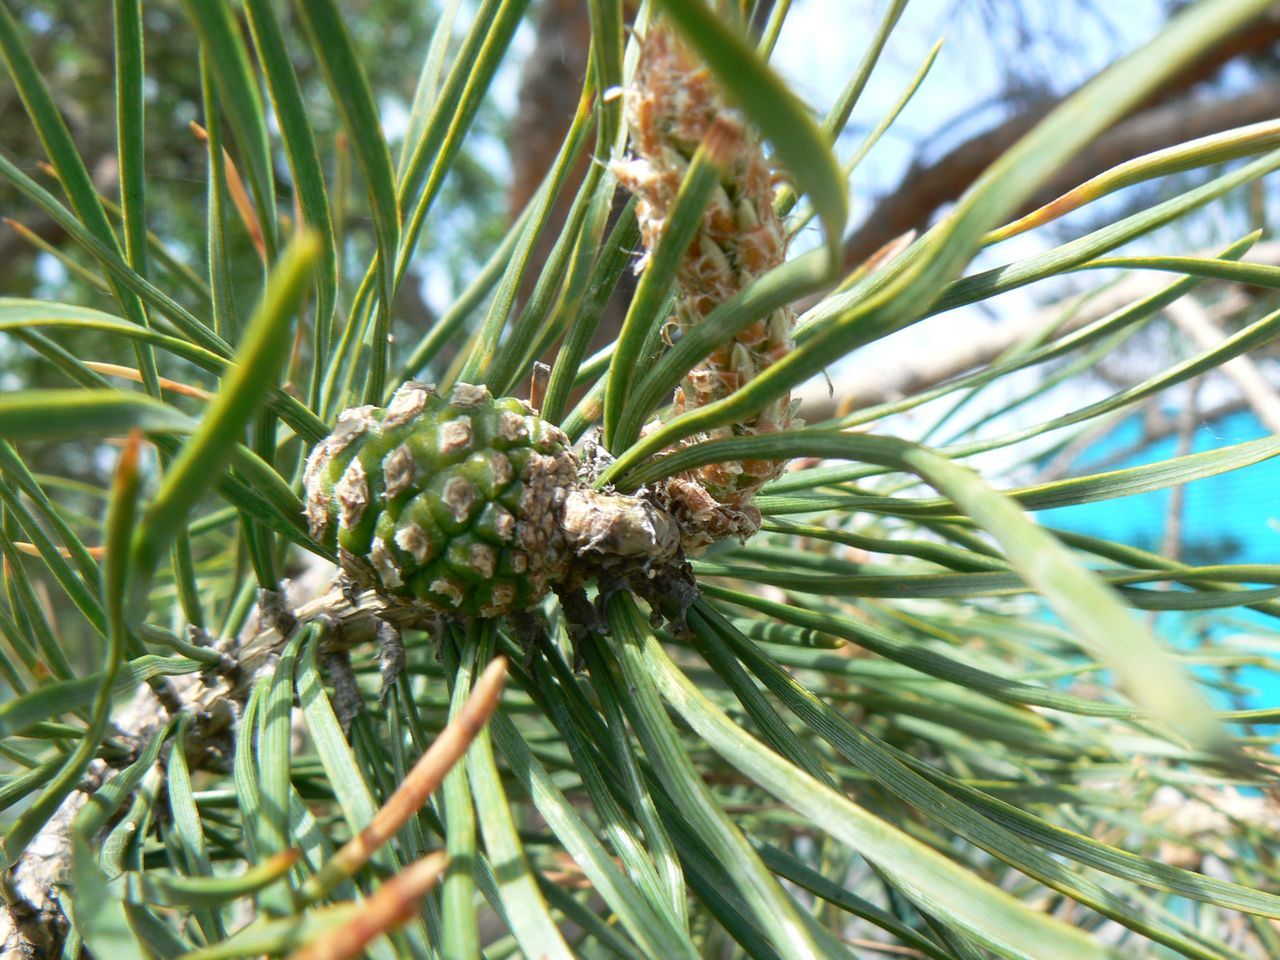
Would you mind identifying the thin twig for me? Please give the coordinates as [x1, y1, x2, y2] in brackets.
[300, 655, 507, 902]
[286, 852, 448, 960]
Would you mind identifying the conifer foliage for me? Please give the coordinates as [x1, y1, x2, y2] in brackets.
[2, 1, 1280, 957]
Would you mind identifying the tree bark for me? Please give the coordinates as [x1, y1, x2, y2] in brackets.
[843, 11, 1280, 271]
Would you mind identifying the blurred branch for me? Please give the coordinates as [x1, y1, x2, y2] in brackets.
[1161, 380, 1201, 563]
[797, 242, 1280, 421]
[843, 10, 1280, 270]
[1165, 295, 1280, 432]
[1038, 395, 1252, 482]
[1030, 285, 1279, 484]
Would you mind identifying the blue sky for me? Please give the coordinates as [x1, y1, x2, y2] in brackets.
[767, 1, 1269, 475]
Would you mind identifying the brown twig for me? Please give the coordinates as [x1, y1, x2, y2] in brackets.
[286, 852, 448, 960]
[12, 542, 105, 560]
[300, 656, 507, 902]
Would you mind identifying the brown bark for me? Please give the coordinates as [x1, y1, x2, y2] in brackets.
[509, 0, 593, 219]
[843, 10, 1280, 271]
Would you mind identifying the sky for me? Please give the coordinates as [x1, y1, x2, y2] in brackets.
[769, 0, 1264, 476]
[772, 2, 1280, 708]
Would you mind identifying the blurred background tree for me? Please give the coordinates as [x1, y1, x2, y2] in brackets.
[0, 0, 506, 354]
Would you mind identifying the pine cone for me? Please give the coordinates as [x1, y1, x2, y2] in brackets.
[304, 382, 578, 617]
[304, 382, 683, 617]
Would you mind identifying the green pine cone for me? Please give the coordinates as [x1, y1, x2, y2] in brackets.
[304, 381, 579, 617]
